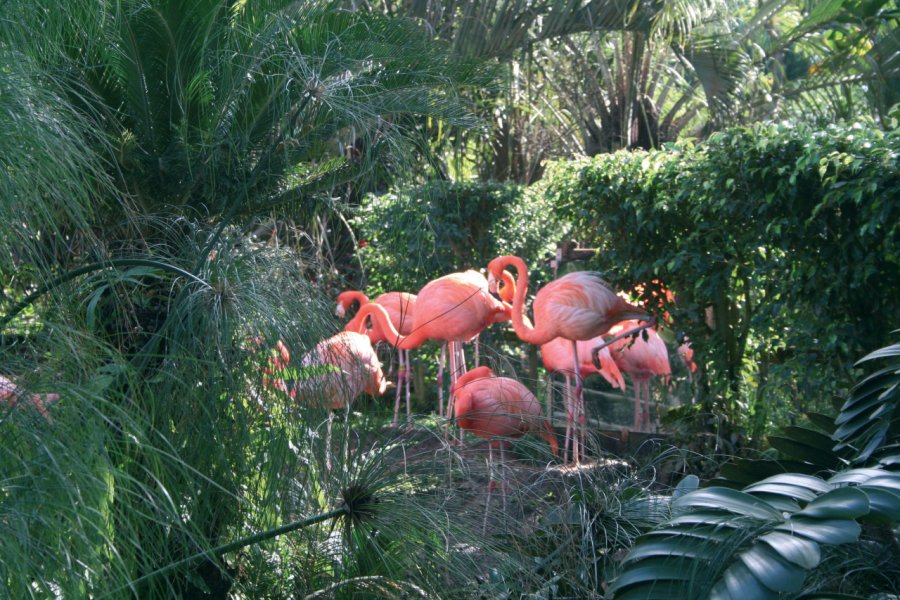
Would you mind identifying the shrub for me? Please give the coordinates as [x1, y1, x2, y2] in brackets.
[540, 121, 900, 439]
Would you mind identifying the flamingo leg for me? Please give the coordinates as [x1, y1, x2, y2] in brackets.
[404, 350, 412, 423]
[572, 340, 583, 464]
[393, 350, 403, 427]
[325, 410, 334, 471]
[474, 335, 479, 367]
[437, 343, 446, 418]
[483, 443, 494, 535]
[545, 373, 553, 420]
[563, 373, 573, 464]
[445, 342, 458, 442]
[499, 442, 507, 513]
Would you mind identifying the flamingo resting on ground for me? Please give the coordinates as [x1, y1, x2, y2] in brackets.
[288, 331, 387, 469]
[1, 374, 58, 421]
[336, 290, 416, 426]
[541, 337, 625, 462]
[487, 255, 652, 463]
[607, 321, 671, 432]
[351, 270, 511, 436]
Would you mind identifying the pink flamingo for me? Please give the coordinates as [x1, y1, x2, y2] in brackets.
[450, 365, 559, 454]
[351, 270, 512, 431]
[336, 290, 416, 426]
[0, 375, 58, 421]
[541, 336, 625, 462]
[290, 331, 387, 469]
[607, 320, 671, 432]
[450, 365, 559, 527]
[678, 340, 697, 375]
[487, 255, 652, 463]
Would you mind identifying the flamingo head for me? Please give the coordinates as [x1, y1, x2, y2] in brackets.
[335, 291, 359, 317]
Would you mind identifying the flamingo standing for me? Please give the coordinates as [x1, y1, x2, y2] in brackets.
[450, 365, 558, 526]
[336, 290, 416, 426]
[0, 375, 58, 421]
[607, 320, 671, 432]
[486, 255, 651, 463]
[290, 331, 387, 469]
[540, 336, 625, 462]
[351, 270, 512, 433]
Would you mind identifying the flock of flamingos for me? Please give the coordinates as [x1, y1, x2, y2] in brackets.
[0, 252, 697, 468]
[258, 254, 697, 466]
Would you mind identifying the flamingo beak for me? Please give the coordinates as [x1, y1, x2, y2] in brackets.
[487, 272, 498, 294]
[335, 303, 345, 318]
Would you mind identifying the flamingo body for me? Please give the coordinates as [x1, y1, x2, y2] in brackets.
[450, 366, 558, 455]
[541, 336, 625, 390]
[294, 331, 387, 410]
[608, 321, 671, 431]
[354, 270, 510, 350]
[0, 375, 57, 420]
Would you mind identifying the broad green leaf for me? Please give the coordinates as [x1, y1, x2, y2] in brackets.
[674, 488, 783, 521]
[828, 468, 889, 485]
[745, 492, 801, 513]
[673, 474, 700, 499]
[768, 435, 841, 468]
[856, 487, 900, 523]
[759, 531, 821, 569]
[798, 487, 869, 519]
[737, 544, 807, 592]
[859, 474, 900, 493]
[781, 427, 839, 452]
[648, 526, 738, 543]
[805, 412, 838, 434]
[753, 473, 832, 492]
[671, 511, 762, 528]
[625, 538, 722, 562]
[609, 558, 695, 590]
[856, 342, 900, 364]
[709, 561, 772, 600]
[776, 517, 860, 544]
[612, 579, 703, 600]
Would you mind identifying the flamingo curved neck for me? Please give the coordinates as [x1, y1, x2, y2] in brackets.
[354, 303, 425, 350]
[499, 255, 544, 345]
[341, 291, 374, 332]
[339, 290, 369, 308]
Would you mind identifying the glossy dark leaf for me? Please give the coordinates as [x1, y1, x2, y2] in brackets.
[775, 516, 860, 544]
[758, 531, 821, 569]
[797, 487, 869, 519]
[673, 488, 783, 521]
[709, 561, 772, 600]
[737, 544, 807, 592]
[768, 435, 841, 468]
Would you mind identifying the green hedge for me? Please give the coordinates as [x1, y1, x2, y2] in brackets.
[353, 180, 565, 294]
[540, 121, 900, 437]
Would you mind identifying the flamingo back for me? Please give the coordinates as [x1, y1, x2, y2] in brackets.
[413, 270, 508, 342]
[297, 332, 386, 410]
[534, 272, 647, 341]
[451, 370, 557, 454]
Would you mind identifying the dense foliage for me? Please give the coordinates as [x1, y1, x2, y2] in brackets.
[353, 180, 566, 293]
[541, 120, 900, 439]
